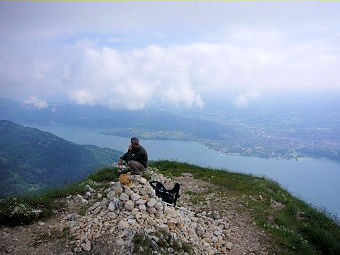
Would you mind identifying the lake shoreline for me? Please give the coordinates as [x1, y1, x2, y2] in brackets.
[26, 124, 340, 219]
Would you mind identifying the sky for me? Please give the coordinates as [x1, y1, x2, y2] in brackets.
[1, 1, 340, 110]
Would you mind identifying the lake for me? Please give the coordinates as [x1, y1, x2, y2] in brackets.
[32, 124, 340, 219]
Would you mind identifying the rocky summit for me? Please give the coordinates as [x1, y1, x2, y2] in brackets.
[62, 168, 230, 255]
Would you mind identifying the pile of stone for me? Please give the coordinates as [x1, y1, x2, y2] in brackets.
[62, 169, 232, 254]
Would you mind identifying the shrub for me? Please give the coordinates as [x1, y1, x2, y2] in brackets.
[0, 198, 40, 226]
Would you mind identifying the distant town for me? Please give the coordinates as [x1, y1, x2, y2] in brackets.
[102, 104, 340, 162]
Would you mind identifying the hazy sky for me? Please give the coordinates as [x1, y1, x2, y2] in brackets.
[1, 1, 340, 109]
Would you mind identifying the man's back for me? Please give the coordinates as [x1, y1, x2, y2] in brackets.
[130, 144, 148, 167]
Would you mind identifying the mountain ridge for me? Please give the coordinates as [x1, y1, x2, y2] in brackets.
[0, 120, 122, 198]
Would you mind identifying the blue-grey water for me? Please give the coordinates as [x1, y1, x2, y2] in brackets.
[32, 124, 340, 219]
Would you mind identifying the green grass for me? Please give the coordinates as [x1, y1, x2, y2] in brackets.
[132, 233, 153, 255]
[150, 160, 340, 255]
[0, 167, 119, 226]
[85, 167, 120, 183]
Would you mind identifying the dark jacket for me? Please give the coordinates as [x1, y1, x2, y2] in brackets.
[120, 144, 148, 167]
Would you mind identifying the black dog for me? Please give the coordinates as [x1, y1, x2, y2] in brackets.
[149, 181, 181, 206]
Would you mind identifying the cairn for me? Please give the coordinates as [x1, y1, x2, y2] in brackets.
[62, 169, 231, 254]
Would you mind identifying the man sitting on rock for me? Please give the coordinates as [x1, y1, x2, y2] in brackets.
[117, 137, 148, 175]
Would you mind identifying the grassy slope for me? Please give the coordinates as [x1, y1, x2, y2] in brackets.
[150, 161, 340, 255]
[1, 161, 339, 255]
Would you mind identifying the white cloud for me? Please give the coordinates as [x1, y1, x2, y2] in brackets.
[233, 90, 261, 108]
[63, 44, 204, 110]
[1, 26, 340, 109]
[23, 96, 48, 109]
[61, 31, 339, 109]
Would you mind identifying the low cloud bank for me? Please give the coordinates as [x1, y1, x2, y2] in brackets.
[1, 28, 340, 109]
[23, 96, 48, 109]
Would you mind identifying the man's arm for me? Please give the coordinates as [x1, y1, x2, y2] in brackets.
[118, 145, 133, 166]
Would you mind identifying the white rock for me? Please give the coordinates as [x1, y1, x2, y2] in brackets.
[92, 206, 102, 215]
[136, 199, 146, 205]
[125, 187, 133, 196]
[139, 188, 148, 196]
[125, 200, 135, 211]
[147, 198, 157, 207]
[81, 240, 91, 251]
[147, 207, 157, 214]
[114, 186, 123, 195]
[128, 219, 136, 225]
[102, 197, 108, 205]
[130, 193, 140, 201]
[107, 191, 115, 199]
[107, 212, 116, 219]
[32, 209, 42, 216]
[108, 202, 116, 212]
[139, 177, 147, 185]
[120, 193, 129, 201]
[214, 230, 222, 236]
[118, 220, 129, 230]
[86, 185, 96, 193]
[116, 238, 125, 246]
[155, 202, 163, 211]
[225, 241, 233, 250]
[139, 204, 146, 211]
[90, 202, 101, 211]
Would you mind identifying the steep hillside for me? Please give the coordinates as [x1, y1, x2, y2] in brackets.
[0, 120, 122, 198]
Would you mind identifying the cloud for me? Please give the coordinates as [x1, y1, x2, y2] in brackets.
[63, 44, 205, 110]
[61, 31, 340, 109]
[233, 90, 261, 108]
[1, 26, 340, 109]
[23, 96, 48, 109]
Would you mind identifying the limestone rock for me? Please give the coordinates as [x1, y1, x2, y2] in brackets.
[130, 192, 140, 201]
[155, 202, 163, 211]
[118, 220, 129, 230]
[147, 198, 157, 207]
[92, 205, 102, 215]
[107, 212, 116, 219]
[120, 193, 129, 201]
[116, 237, 125, 246]
[139, 204, 146, 211]
[81, 239, 91, 251]
[108, 202, 116, 212]
[114, 186, 123, 195]
[136, 199, 146, 205]
[107, 191, 115, 200]
[225, 241, 233, 250]
[139, 177, 147, 185]
[90, 202, 101, 211]
[125, 200, 135, 211]
[139, 188, 148, 196]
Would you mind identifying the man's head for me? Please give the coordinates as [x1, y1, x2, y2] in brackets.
[131, 137, 139, 147]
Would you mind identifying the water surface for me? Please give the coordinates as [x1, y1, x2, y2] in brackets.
[32, 124, 340, 219]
